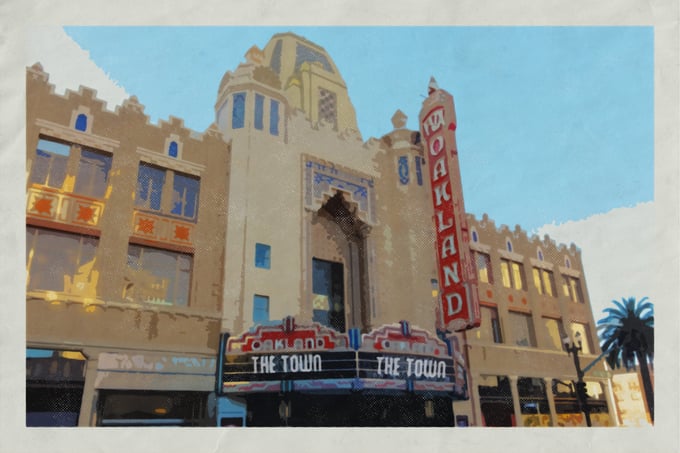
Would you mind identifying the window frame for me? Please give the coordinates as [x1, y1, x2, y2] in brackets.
[254, 243, 271, 269]
[500, 258, 526, 290]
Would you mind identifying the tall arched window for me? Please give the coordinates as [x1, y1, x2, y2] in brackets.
[75, 114, 88, 132]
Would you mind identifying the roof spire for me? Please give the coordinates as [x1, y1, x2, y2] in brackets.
[428, 76, 439, 95]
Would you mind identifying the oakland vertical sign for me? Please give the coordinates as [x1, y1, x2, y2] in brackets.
[419, 78, 481, 332]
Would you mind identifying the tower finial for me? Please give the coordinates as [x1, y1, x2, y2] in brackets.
[428, 76, 439, 95]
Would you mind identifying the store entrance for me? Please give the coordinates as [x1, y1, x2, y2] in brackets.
[245, 393, 454, 427]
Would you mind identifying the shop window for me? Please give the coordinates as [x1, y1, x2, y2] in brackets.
[97, 390, 208, 427]
[253, 295, 270, 323]
[136, 163, 200, 222]
[312, 258, 345, 332]
[254, 94, 264, 130]
[270, 99, 280, 136]
[26, 226, 98, 293]
[254, 243, 271, 269]
[518, 377, 550, 418]
[232, 92, 246, 129]
[500, 258, 526, 290]
[168, 141, 178, 158]
[75, 113, 88, 132]
[562, 275, 584, 303]
[125, 244, 192, 306]
[475, 252, 493, 284]
[509, 312, 536, 347]
[543, 317, 566, 350]
[532, 267, 556, 297]
[570, 322, 593, 355]
[476, 306, 503, 344]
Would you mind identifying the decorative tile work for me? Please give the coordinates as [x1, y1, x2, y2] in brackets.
[303, 156, 376, 225]
[132, 210, 194, 247]
[26, 186, 103, 228]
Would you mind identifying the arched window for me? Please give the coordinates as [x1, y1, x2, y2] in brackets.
[565, 257, 571, 269]
[471, 230, 478, 243]
[537, 249, 544, 261]
[75, 114, 88, 132]
[168, 141, 178, 158]
[506, 239, 513, 253]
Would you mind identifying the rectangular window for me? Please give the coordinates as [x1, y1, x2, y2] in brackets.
[136, 164, 200, 221]
[318, 88, 337, 127]
[254, 243, 271, 269]
[543, 317, 566, 350]
[125, 244, 192, 306]
[30, 138, 70, 189]
[509, 312, 537, 347]
[312, 258, 345, 332]
[254, 94, 264, 130]
[476, 306, 503, 344]
[26, 227, 98, 293]
[533, 267, 556, 297]
[74, 148, 112, 199]
[570, 322, 593, 355]
[562, 275, 585, 303]
[232, 92, 246, 129]
[253, 295, 270, 323]
[501, 258, 525, 290]
[171, 172, 200, 220]
[30, 138, 113, 200]
[475, 252, 493, 284]
[136, 163, 166, 211]
[270, 99, 280, 136]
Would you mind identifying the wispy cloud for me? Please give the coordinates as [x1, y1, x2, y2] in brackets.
[536, 201, 655, 320]
[25, 26, 129, 110]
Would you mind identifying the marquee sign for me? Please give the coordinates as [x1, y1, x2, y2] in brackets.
[357, 321, 458, 394]
[419, 78, 481, 332]
[219, 319, 466, 397]
[221, 317, 356, 392]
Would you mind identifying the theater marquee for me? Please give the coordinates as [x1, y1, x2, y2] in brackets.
[419, 78, 481, 332]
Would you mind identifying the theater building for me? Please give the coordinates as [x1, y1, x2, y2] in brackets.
[25, 31, 614, 427]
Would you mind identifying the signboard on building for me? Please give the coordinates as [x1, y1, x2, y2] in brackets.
[419, 78, 481, 332]
[358, 321, 461, 395]
[219, 319, 466, 397]
[221, 317, 356, 393]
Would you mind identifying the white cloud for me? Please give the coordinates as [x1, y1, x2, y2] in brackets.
[24, 26, 129, 110]
[536, 201, 656, 321]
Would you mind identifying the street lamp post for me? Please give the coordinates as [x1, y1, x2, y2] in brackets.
[562, 332, 592, 427]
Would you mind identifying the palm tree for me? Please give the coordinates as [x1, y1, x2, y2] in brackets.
[597, 296, 654, 422]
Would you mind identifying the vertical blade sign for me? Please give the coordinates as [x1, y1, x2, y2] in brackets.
[419, 81, 481, 332]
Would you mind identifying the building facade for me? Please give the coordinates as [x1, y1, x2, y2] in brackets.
[25, 32, 614, 427]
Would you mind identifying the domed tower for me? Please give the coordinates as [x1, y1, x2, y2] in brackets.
[261, 32, 361, 137]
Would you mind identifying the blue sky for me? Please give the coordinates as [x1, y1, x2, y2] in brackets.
[63, 26, 653, 232]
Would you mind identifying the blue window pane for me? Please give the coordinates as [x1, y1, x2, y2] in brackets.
[255, 243, 271, 269]
[270, 99, 279, 136]
[171, 173, 200, 220]
[75, 149, 112, 198]
[31, 139, 70, 188]
[136, 163, 165, 210]
[232, 93, 246, 129]
[254, 94, 264, 130]
[168, 141, 178, 158]
[472, 231, 478, 242]
[75, 114, 87, 132]
[253, 295, 269, 323]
